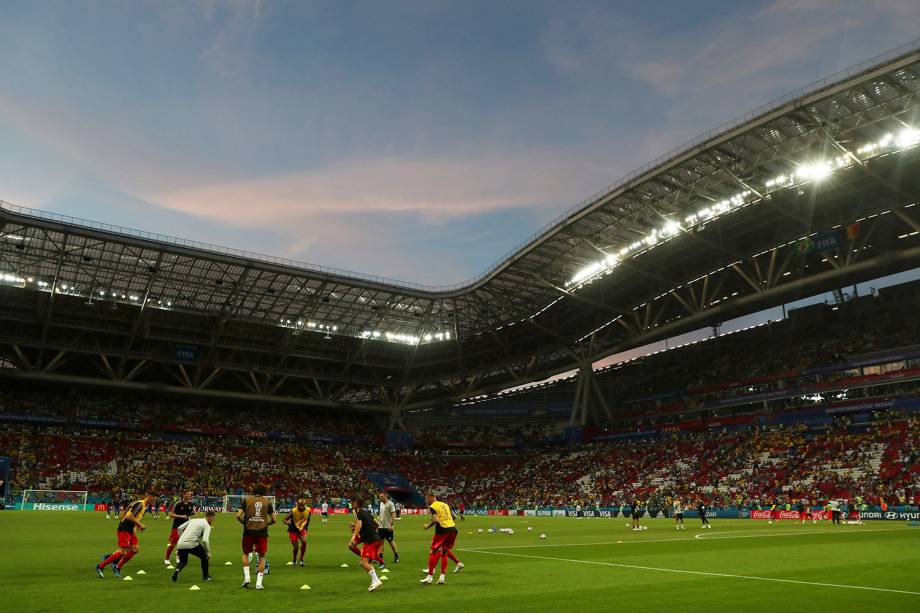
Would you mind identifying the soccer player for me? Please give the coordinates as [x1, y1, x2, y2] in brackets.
[673, 497, 685, 530]
[321, 500, 329, 523]
[349, 496, 384, 592]
[165, 490, 196, 566]
[768, 500, 778, 524]
[110, 491, 121, 520]
[829, 498, 841, 524]
[95, 491, 154, 578]
[457, 501, 465, 521]
[698, 500, 711, 529]
[804, 498, 816, 524]
[377, 491, 399, 563]
[236, 484, 276, 590]
[283, 498, 310, 566]
[796, 499, 807, 524]
[171, 511, 216, 583]
[631, 498, 642, 531]
[395, 500, 402, 521]
[421, 492, 463, 585]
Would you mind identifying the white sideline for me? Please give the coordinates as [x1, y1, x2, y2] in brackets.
[458, 548, 920, 596]
[461, 526, 910, 550]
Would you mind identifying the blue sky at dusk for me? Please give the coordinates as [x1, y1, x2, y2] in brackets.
[1, 1, 918, 285]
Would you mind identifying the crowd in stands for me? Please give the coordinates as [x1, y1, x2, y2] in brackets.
[2, 391, 917, 512]
[412, 422, 563, 450]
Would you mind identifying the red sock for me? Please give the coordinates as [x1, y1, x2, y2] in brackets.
[349, 545, 362, 557]
[440, 553, 448, 574]
[446, 550, 460, 564]
[116, 550, 136, 569]
[427, 551, 439, 574]
[165, 544, 175, 559]
[99, 551, 123, 568]
[299, 542, 306, 559]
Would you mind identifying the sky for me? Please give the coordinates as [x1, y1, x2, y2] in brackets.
[1, 1, 919, 286]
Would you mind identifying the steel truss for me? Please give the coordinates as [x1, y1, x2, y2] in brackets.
[1, 43, 920, 415]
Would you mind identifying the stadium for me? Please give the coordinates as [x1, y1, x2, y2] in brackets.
[1, 7, 920, 613]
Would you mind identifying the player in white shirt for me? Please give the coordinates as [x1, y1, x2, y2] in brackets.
[673, 498, 685, 529]
[377, 491, 399, 563]
[321, 501, 329, 523]
[171, 511, 216, 582]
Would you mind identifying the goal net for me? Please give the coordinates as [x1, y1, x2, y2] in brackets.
[22, 489, 88, 511]
[222, 494, 277, 513]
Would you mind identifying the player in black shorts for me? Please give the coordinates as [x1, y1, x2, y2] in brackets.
[698, 501, 711, 528]
[631, 499, 642, 531]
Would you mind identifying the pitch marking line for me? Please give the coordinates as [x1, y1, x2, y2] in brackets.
[461, 526, 911, 550]
[458, 548, 920, 596]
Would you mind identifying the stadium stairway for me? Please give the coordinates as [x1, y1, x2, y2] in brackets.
[363, 471, 425, 506]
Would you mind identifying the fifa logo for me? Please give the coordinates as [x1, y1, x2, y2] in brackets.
[254, 501, 263, 518]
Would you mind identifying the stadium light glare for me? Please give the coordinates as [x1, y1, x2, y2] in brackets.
[0, 272, 25, 284]
[661, 221, 681, 237]
[897, 127, 920, 148]
[796, 160, 833, 181]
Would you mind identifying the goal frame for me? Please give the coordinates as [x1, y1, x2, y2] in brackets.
[222, 494, 277, 513]
[21, 489, 89, 511]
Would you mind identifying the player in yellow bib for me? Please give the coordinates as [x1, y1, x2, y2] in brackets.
[283, 498, 311, 566]
[421, 493, 463, 584]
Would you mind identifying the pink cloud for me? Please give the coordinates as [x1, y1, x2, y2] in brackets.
[150, 151, 612, 227]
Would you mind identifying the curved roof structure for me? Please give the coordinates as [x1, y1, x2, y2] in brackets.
[2, 39, 920, 413]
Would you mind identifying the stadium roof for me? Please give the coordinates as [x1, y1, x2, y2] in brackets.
[2, 39, 920, 415]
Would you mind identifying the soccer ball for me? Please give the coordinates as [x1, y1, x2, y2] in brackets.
[477, 528, 483, 533]
[527, 526, 532, 531]
[540, 533, 547, 539]
[507, 529, 514, 535]
[641, 526, 648, 531]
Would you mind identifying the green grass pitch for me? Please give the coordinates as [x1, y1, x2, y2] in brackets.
[3, 512, 919, 612]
